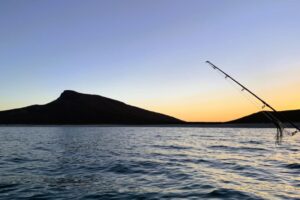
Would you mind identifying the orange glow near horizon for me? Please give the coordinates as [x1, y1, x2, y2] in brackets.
[0, 87, 299, 122]
[136, 76, 300, 122]
[1, 68, 299, 123]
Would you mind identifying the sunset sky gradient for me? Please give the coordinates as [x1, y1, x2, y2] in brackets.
[0, 0, 300, 122]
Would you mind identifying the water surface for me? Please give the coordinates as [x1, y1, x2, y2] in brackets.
[0, 127, 299, 199]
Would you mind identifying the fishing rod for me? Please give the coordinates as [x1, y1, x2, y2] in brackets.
[206, 61, 300, 136]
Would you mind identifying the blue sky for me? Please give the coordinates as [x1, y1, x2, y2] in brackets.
[1, 0, 300, 121]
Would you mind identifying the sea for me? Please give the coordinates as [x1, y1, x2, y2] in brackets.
[0, 127, 299, 200]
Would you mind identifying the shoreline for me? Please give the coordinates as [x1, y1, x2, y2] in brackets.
[0, 123, 299, 128]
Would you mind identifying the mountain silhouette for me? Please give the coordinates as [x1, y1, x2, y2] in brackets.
[0, 90, 184, 125]
[0, 90, 299, 125]
[230, 110, 300, 123]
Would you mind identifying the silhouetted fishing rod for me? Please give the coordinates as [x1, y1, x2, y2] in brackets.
[206, 61, 300, 137]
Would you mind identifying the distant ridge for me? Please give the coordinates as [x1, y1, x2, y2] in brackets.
[230, 110, 300, 123]
[0, 90, 184, 125]
[0, 90, 299, 125]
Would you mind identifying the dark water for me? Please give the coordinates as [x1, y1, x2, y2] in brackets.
[0, 127, 299, 200]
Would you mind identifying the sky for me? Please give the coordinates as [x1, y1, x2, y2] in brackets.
[0, 0, 300, 122]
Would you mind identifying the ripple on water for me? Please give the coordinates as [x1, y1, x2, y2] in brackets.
[0, 183, 19, 194]
[105, 160, 163, 175]
[208, 145, 268, 152]
[0, 127, 299, 200]
[239, 140, 263, 145]
[172, 158, 213, 165]
[151, 144, 193, 150]
[284, 163, 300, 170]
[106, 163, 138, 174]
[202, 188, 264, 200]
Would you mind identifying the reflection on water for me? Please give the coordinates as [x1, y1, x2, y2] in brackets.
[0, 127, 299, 199]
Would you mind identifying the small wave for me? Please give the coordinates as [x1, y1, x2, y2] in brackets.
[240, 140, 263, 145]
[209, 145, 267, 152]
[202, 188, 262, 200]
[232, 165, 248, 171]
[6, 157, 37, 164]
[284, 163, 300, 169]
[208, 145, 231, 149]
[106, 163, 137, 174]
[44, 175, 98, 188]
[169, 158, 213, 165]
[34, 146, 50, 152]
[220, 162, 257, 173]
[180, 183, 214, 190]
[84, 192, 160, 200]
[287, 148, 298, 152]
[105, 160, 160, 174]
[152, 144, 192, 150]
[239, 147, 267, 151]
[134, 160, 159, 169]
[0, 183, 19, 193]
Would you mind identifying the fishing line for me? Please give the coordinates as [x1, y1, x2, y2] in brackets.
[226, 79, 292, 143]
[229, 78, 293, 136]
[206, 61, 299, 144]
[214, 70, 286, 144]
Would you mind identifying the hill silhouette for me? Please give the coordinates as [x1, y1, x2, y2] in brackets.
[230, 110, 300, 123]
[0, 90, 184, 125]
[0, 90, 299, 125]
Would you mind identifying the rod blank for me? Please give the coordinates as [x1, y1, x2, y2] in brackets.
[206, 61, 300, 133]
